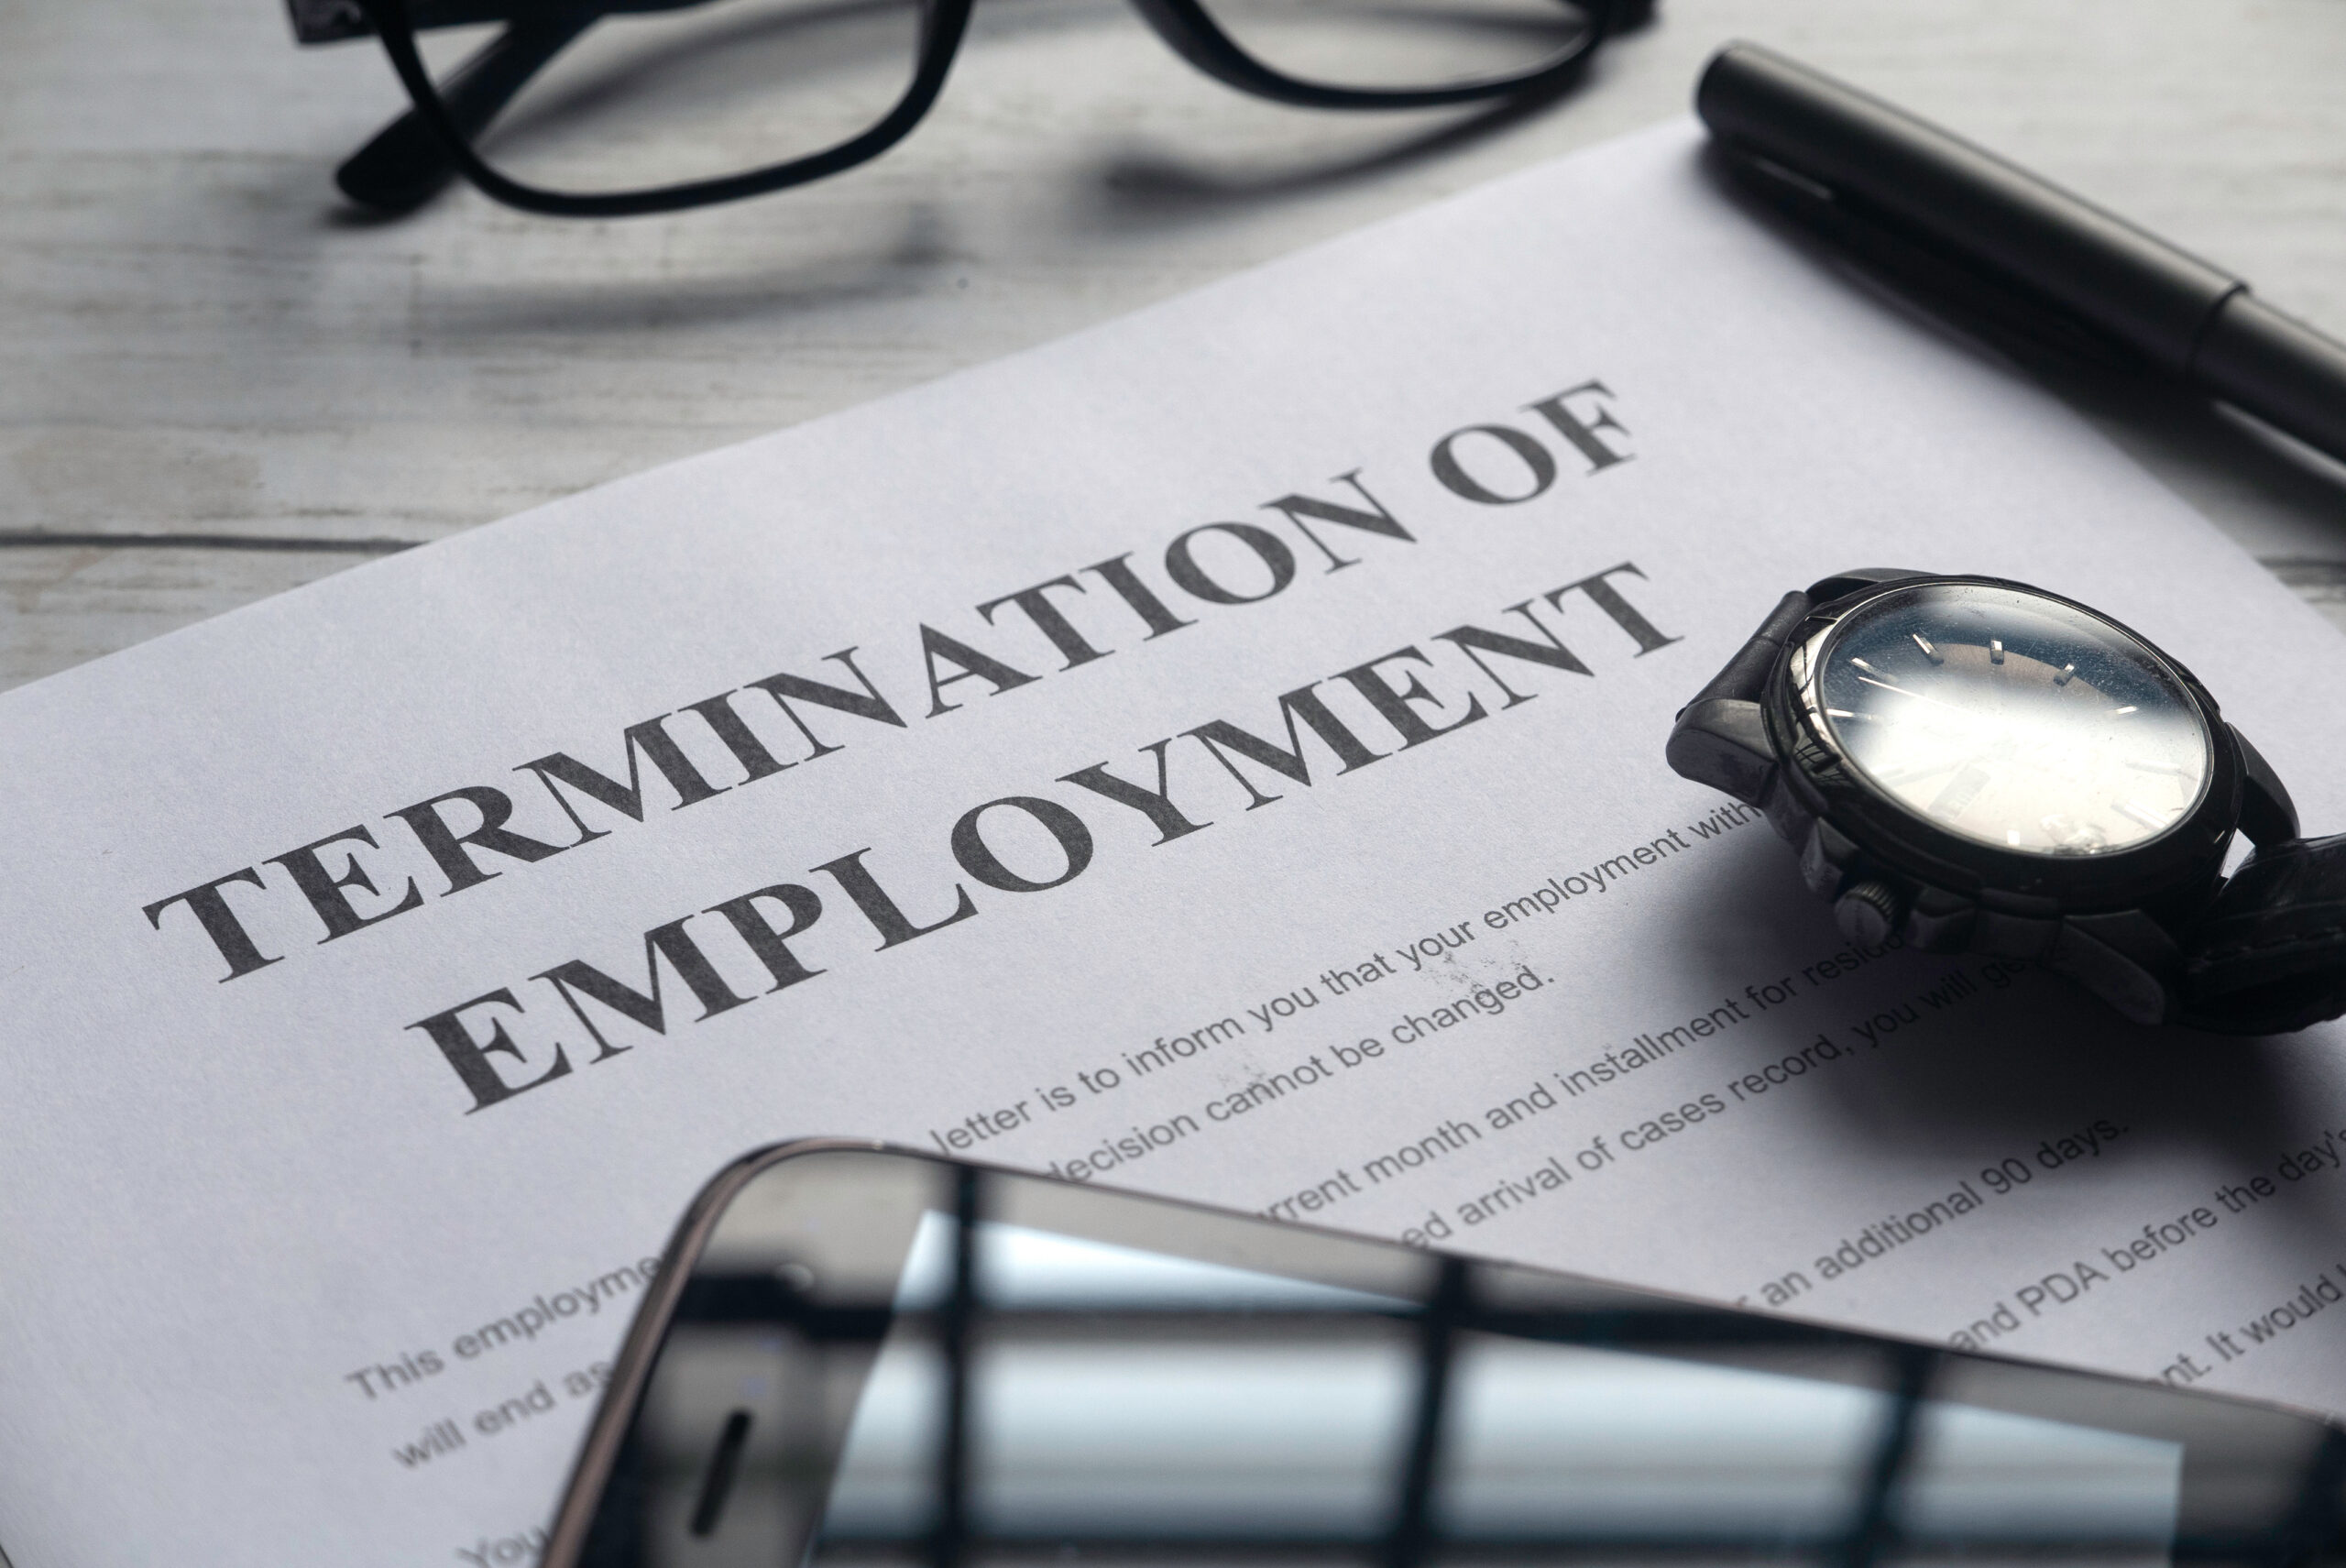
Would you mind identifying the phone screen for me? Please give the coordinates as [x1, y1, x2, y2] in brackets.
[566, 1148, 2327, 1568]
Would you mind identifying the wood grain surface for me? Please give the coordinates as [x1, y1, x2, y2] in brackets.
[4, 0, 2342, 690]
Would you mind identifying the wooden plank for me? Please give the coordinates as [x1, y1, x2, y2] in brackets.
[0, 542, 406, 692]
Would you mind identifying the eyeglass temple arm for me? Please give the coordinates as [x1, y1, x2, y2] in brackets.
[338, 10, 599, 213]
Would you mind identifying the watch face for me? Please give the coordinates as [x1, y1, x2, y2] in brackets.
[1806, 582, 2212, 857]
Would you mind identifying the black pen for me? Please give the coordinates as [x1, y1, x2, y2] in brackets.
[1695, 41, 2346, 467]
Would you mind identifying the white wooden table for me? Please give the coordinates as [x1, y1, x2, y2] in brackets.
[5, 0, 2342, 691]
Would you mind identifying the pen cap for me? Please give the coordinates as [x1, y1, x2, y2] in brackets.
[2196, 293, 2346, 467]
[1695, 43, 2240, 376]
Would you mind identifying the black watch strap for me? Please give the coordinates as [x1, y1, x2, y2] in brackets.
[2182, 833, 2346, 1034]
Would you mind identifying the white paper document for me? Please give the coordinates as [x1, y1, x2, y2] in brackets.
[8, 121, 2346, 1566]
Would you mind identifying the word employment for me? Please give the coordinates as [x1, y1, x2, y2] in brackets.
[137, 380, 1667, 1114]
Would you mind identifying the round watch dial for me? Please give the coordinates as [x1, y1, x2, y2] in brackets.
[1808, 582, 2211, 857]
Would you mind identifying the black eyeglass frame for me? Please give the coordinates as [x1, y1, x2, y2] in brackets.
[353, 0, 1618, 217]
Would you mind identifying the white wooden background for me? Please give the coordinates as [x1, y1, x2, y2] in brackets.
[4, 0, 2343, 691]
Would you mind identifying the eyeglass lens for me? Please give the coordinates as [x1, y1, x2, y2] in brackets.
[1209, 0, 1600, 93]
[402, 0, 926, 196]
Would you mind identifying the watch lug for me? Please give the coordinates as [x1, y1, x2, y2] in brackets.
[1903, 887, 1975, 952]
[1760, 773, 1811, 843]
[1803, 566, 1932, 606]
[1798, 819, 1859, 898]
[1973, 890, 2063, 960]
[2053, 912, 2180, 1025]
[2066, 909, 2183, 972]
[2231, 726, 2300, 848]
[1666, 697, 1776, 806]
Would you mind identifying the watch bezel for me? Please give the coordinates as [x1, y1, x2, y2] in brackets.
[1763, 575, 2242, 911]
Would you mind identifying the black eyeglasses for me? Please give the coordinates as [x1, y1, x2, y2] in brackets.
[288, 0, 1621, 217]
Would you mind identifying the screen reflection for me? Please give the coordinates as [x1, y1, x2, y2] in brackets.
[574, 1153, 2339, 1568]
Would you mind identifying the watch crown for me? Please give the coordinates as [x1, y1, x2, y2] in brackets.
[1835, 878, 1908, 946]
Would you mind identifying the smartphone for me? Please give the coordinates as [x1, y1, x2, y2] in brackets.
[544, 1139, 2345, 1568]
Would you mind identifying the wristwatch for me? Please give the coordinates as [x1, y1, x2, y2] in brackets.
[1666, 568, 2346, 1034]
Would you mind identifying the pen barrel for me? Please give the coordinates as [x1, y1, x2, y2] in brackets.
[1696, 43, 2240, 377]
[2196, 294, 2346, 466]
